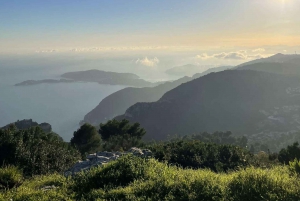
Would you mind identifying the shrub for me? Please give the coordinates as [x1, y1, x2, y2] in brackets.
[4, 188, 71, 201]
[279, 142, 300, 164]
[289, 158, 300, 175]
[2, 173, 71, 201]
[71, 155, 149, 198]
[145, 140, 250, 172]
[0, 166, 23, 190]
[227, 166, 300, 201]
[1, 157, 300, 201]
[0, 126, 81, 176]
[106, 168, 226, 201]
[247, 151, 279, 169]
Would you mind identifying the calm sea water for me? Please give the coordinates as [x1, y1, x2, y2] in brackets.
[0, 66, 125, 141]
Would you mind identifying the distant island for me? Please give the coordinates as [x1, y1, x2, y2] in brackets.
[15, 69, 156, 87]
[15, 79, 76, 86]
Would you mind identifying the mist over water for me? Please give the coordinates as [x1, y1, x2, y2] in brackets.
[0, 63, 126, 141]
[0, 53, 219, 140]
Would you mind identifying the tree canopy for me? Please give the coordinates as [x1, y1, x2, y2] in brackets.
[71, 123, 102, 156]
[99, 119, 146, 141]
[99, 119, 146, 151]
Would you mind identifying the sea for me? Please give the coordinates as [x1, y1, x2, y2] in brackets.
[0, 64, 126, 141]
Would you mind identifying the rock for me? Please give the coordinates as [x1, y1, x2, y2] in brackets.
[65, 147, 152, 176]
[142, 149, 153, 157]
[97, 151, 115, 157]
[128, 147, 144, 156]
[41, 185, 57, 191]
[94, 156, 110, 163]
[86, 153, 97, 160]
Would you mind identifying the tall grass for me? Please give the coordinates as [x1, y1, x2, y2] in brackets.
[0, 166, 23, 190]
[1, 156, 300, 200]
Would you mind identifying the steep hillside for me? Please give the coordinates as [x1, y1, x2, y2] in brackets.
[192, 66, 233, 78]
[165, 64, 220, 76]
[236, 62, 300, 76]
[236, 53, 300, 67]
[235, 54, 300, 76]
[83, 76, 192, 125]
[82, 66, 231, 125]
[117, 70, 300, 140]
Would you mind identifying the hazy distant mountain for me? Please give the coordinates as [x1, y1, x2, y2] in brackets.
[83, 66, 231, 125]
[235, 54, 300, 76]
[116, 70, 300, 140]
[165, 64, 215, 77]
[192, 66, 233, 78]
[236, 62, 300, 76]
[16, 69, 155, 87]
[236, 53, 300, 67]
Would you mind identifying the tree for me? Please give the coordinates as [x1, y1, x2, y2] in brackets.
[278, 142, 300, 164]
[99, 119, 146, 141]
[99, 119, 146, 151]
[71, 123, 102, 156]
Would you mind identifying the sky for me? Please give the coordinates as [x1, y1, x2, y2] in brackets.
[1, 0, 300, 67]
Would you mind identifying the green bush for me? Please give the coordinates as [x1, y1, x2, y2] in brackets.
[0, 166, 23, 190]
[279, 142, 300, 164]
[289, 158, 300, 175]
[106, 169, 226, 201]
[2, 173, 71, 201]
[0, 126, 81, 176]
[145, 140, 250, 172]
[227, 166, 300, 201]
[1, 154, 300, 200]
[71, 156, 300, 201]
[71, 155, 149, 198]
[4, 188, 71, 201]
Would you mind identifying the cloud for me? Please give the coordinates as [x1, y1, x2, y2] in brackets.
[221, 52, 248, 60]
[135, 57, 159, 67]
[252, 48, 266, 53]
[196, 50, 266, 61]
[35, 49, 58, 53]
[196, 53, 211, 60]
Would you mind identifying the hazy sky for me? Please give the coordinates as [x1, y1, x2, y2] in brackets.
[1, 0, 300, 56]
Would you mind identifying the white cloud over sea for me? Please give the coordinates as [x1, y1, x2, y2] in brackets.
[196, 50, 269, 60]
[135, 57, 159, 67]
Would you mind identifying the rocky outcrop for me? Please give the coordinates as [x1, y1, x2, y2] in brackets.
[1, 119, 52, 133]
[65, 147, 152, 176]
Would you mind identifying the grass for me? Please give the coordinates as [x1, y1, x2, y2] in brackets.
[1, 155, 300, 201]
[0, 166, 23, 190]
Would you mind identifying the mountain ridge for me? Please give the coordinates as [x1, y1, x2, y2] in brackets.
[116, 70, 300, 140]
[82, 65, 232, 125]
